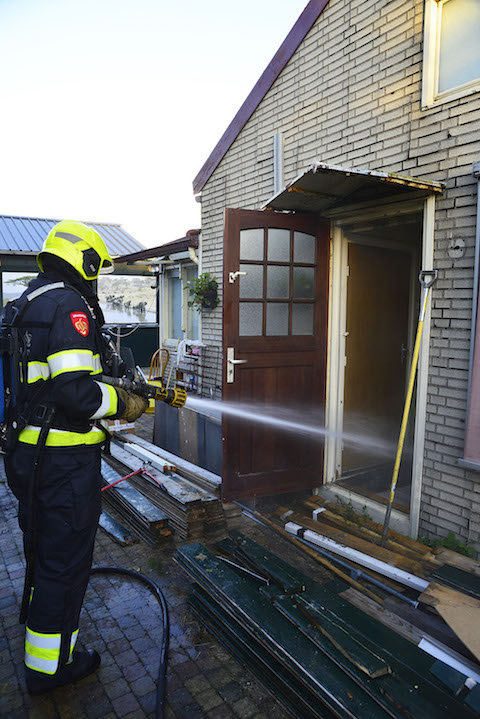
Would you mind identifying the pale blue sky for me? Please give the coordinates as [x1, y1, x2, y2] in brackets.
[0, 0, 308, 248]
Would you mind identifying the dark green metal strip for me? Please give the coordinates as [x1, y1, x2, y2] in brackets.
[176, 543, 477, 719]
[175, 545, 388, 719]
[189, 588, 332, 719]
[465, 684, 480, 715]
[228, 530, 306, 593]
[432, 564, 480, 600]
[429, 659, 468, 696]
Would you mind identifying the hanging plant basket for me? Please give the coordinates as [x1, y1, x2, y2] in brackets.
[187, 272, 219, 312]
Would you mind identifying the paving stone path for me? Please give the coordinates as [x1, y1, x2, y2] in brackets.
[0, 456, 294, 718]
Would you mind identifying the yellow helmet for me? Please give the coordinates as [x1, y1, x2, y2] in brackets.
[38, 220, 113, 280]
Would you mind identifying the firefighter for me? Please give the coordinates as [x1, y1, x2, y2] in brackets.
[4, 220, 148, 694]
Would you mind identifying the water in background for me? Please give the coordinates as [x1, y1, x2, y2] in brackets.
[102, 306, 156, 324]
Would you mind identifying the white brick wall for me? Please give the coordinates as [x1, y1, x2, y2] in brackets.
[199, 0, 480, 549]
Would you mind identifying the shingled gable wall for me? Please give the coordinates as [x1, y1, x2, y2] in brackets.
[198, 0, 480, 550]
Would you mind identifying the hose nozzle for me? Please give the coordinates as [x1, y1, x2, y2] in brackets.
[155, 386, 187, 408]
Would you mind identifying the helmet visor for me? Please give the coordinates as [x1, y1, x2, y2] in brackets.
[99, 261, 114, 275]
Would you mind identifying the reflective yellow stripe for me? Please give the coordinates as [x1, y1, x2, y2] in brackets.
[27, 362, 50, 383]
[19, 425, 105, 447]
[92, 354, 102, 375]
[25, 627, 79, 675]
[47, 349, 94, 378]
[90, 382, 118, 420]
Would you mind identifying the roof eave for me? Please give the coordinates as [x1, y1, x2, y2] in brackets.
[192, 0, 332, 195]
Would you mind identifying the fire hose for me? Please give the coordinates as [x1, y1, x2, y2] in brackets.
[90, 567, 169, 719]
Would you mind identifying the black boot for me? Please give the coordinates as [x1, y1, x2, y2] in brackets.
[25, 650, 101, 695]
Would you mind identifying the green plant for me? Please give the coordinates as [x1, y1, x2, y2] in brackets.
[418, 531, 476, 557]
[187, 272, 219, 312]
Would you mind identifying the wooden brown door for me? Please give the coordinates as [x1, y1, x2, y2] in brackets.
[222, 209, 329, 501]
[342, 243, 412, 472]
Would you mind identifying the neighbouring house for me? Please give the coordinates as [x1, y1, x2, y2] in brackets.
[0, 214, 164, 366]
[116, 230, 223, 474]
[189, 0, 480, 549]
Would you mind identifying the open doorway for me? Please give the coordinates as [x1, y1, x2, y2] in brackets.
[333, 211, 422, 513]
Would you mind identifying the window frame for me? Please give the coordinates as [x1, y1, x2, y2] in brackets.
[422, 0, 480, 109]
[162, 260, 199, 343]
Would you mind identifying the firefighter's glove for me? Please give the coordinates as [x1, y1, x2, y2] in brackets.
[116, 388, 149, 422]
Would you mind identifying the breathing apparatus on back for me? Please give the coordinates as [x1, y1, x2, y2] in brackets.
[0, 220, 114, 454]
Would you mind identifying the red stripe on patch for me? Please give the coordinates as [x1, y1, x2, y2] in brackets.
[70, 312, 89, 337]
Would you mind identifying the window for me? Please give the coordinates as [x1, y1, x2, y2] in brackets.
[423, 0, 480, 107]
[238, 228, 316, 337]
[1, 272, 36, 308]
[98, 274, 157, 325]
[164, 263, 199, 341]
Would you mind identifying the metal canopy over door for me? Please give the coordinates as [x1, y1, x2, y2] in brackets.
[223, 209, 329, 501]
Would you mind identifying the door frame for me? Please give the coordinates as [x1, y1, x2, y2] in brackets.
[323, 197, 435, 538]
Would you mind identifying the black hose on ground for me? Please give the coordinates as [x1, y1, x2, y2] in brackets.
[90, 566, 169, 719]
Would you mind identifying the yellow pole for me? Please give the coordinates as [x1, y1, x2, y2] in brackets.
[381, 270, 437, 546]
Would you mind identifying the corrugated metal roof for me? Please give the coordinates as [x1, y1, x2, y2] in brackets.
[0, 215, 145, 256]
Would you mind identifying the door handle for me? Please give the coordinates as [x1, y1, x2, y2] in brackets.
[227, 347, 247, 383]
[229, 271, 247, 284]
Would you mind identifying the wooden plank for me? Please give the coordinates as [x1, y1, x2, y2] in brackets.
[308, 495, 433, 557]
[301, 501, 435, 564]
[105, 444, 226, 541]
[434, 549, 480, 578]
[275, 595, 391, 678]
[285, 512, 427, 577]
[341, 588, 425, 646]
[343, 588, 480, 686]
[419, 583, 480, 663]
[120, 433, 221, 490]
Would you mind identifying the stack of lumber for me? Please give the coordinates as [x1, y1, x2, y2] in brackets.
[176, 532, 480, 718]
[118, 433, 221, 496]
[102, 438, 226, 541]
[271, 495, 480, 673]
[101, 460, 171, 546]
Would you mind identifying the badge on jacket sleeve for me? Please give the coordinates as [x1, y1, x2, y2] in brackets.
[70, 312, 89, 337]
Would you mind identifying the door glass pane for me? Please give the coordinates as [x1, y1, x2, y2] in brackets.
[267, 228, 290, 261]
[267, 266, 289, 298]
[239, 264, 263, 298]
[239, 302, 263, 336]
[438, 0, 480, 94]
[240, 228, 264, 260]
[292, 304, 314, 335]
[266, 303, 288, 335]
[293, 267, 315, 298]
[294, 232, 315, 263]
